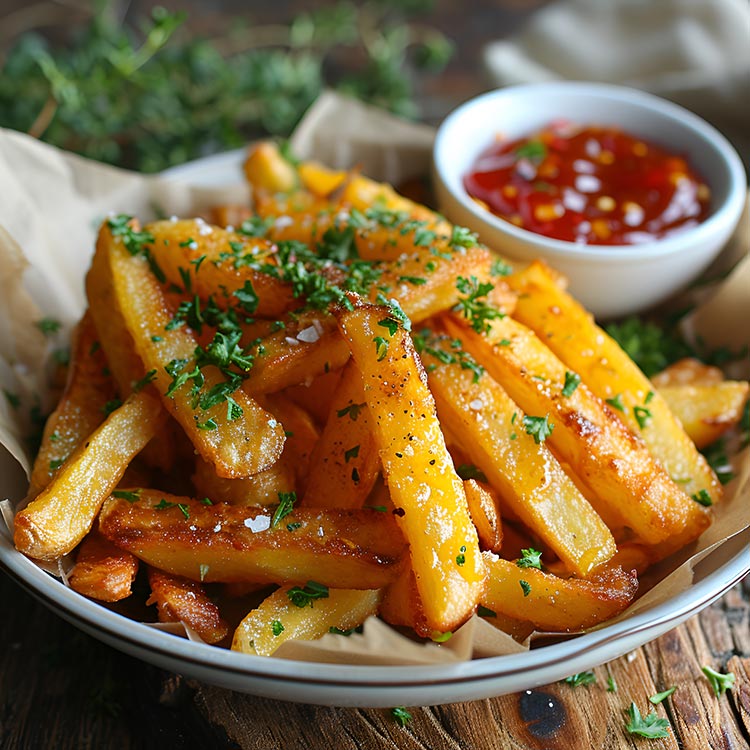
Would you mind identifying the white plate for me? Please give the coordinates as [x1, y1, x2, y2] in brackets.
[1, 151, 748, 708]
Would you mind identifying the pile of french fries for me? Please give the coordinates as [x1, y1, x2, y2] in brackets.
[13, 143, 748, 655]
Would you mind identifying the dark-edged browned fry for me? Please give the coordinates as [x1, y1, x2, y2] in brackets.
[481, 552, 638, 632]
[146, 566, 229, 644]
[505, 260, 721, 501]
[69, 529, 139, 602]
[445, 313, 711, 548]
[462, 479, 503, 554]
[99, 491, 407, 589]
[14, 390, 165, 560]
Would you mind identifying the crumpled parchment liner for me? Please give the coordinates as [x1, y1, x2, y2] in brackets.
[0, 92, 747, 666]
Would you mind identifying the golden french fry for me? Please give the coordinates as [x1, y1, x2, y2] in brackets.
[69, 529, 139, 602]
[651, 358, 725, 387]
[232, 586, 380, 656]
[462, 479, 503, 554]
[14, 390, 165, 560]
[27, 312, 117, 500]
[481, 552, 638, 631]
[337, 301, 484, 635]
[446, 313, 711, 547]
[505, 260, 721, 501]
[658, 382, 749, 449]
[102, 221, 286, 477]
[424, 342, 615, 576]
[147, 567, 229, 644]
[303, 360, 380, 509]
[283, 367, 343, 426]
[99, 492, 407, 589]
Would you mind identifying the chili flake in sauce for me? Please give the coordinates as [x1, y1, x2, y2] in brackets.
[463, 123, 710, 245]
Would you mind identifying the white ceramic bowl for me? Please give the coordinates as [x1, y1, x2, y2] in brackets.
[433, 82, 746, 320]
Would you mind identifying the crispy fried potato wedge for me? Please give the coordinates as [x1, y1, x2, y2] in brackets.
[232, 586, 380, 656]
[145, 219, 296, 319]
[102, 221, 285, 477]
[27, 312, 117, 500]
[245, 142, 298, 193]
[99, 492, 407, 588]
[481, 552, 638, 631]
[463, 480, 503, 554]
[379, 569, 427, 634]
[446, 314, 711, 547]
[14, 391, 165, 560]
[652, 358, 725, 387]
[147, 567, 229, 644]
[658, 382, 749, 449]
[506, 261, 721, 501]
[69, 530, 139, 602]
[337, 302, 484, 634]
[191, 455, 295, 507]
[303, 360, 380, 509]
[424, 343, 615, 575]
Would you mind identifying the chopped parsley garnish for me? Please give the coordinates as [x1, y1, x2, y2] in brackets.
[449, 225, 479, 250]
[411, 329, 485, 384]
[562, 371, 581, 397]
[455, 545, 466, 566]
[522, 414, 554, 444]
[35, 317, 61, 335]
[431, 631, 452, 643]
[49, 458, 64, 471]
[233, 281, 259, 314]
[691, 489, 713, 507]
[107, 214, 156, 258]
[373, 336, 389, 361]
[490, 258, 512, 277]
[390, 706, 412, 727]
[607, 675, 618, 692]
[375, 294, 411, 332]
[286, 522, 302, 532]
[456, 464, 488, 482]
[701, 438, 735, 485]
[113, 489, 141, 502]
[516, 547, 542, 570]
[605, 394, 625, 412]
[454, 275, 504, 334]
[634, 405, 652, 429]
[132, 369, 157, 392]
[102, 399, 123, 416]
[519, 580, 531, 597]
[563, 672, 596, 687]
[287, 581, 329, 608]
[329, 625, 364, 636]
[477, 605, 496, 618]
[398, 275, 427, 286]
[649, 686, 676, 704]
[176, 503, 190, 519]
[344, 445, 360, 463]
[154, 498, 175, 510]
[195, 417, 218, 430]
[701, 665, 735, 696]
[317, 225, 358, 263]
[271, 620, 285, 637]
[199, 497, 213, 505]
[337, 402, 366, 421]
[624, 703, 670, 739]
[237, 216, 274, 238]
[271, 491, 296, 528]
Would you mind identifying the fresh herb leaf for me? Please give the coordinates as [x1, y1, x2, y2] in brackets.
[454, 275, 504, 334]
[522, 414, 554, 444]
[132, 369, 157, 393]
[344, 445, 360, 463]
[490, 258, 512, 277]
[337, 402, 366, 421]
[519, 580, 531, 596]
[516, 547, 542, 570]
[113, 489, 141, 502]
[563, 672, 596, 687]
[390, 706, 412, 727]
[233, 281, 259, 314]
[606, 394, 625, 412]
[35, 317, 61, 335]
[649, 686, 676, 704]
[449, 225, 478, 250]
[634, 405, 652, 429]
[514, 140, 547, 163]
[455, 545, 466, 566]
[373, 336, 389, 361]
[287, 581, 329, 608]
[271, 491, 297, 528]
[456, 464, 488, 482]
[271, 620, 285, 637]
[624, 703, 670, 739]
[477, 605, 496, 618]
[562, 371, 581, 397]
[691, 489, 713, 507]
[702, 665, 735, 696]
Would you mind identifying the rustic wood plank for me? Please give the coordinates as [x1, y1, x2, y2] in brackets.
[727, 657, 750, 740]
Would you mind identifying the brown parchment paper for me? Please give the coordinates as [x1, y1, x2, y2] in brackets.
[0, 92, 748, 666]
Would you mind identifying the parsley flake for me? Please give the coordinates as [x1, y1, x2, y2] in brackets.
[519, 580, 531, 597]
[649, 686, 676, 704]
[271, 620, 285, 637]
[373, 336, 389, 361]
[702, 665, 735, 696]
[454, 275, 504, 334]
[456, 464, 488, 482]
[390, 706, 412, 727]
[113, 489, 141, 502]
[516, 547, 543, 569]
[287, 581, 329, 608]
[344, 445, 360, 463]
[562, 371, 581, 397]
[522, 414, 554, 444]
[691, 489, 713, 507]
[624, 703, 670, 739]
[271, 491, 296, 528]
[606, 394, 626, 412]
[337, 402, 366, 421]
[563, 672, 596, 687]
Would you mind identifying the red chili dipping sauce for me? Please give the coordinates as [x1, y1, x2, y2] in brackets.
[463, 122, 710, 245]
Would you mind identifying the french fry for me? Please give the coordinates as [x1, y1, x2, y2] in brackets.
[99, 492, 407, 588]
[446, 314, 711, 548]
[481, 552, 638, 631]
[244, 142, 298, 193]
[102, 221, 286, 477]
[69, 529, 139, 602]
[14, 390, 165, 560]
[191, 455, 295, 507]
[652, 358, 725, 387]
[145, 219, 297, 319]
[26, 312, 117, 500]
[379, 569, 427, 633]
[505, 260, 721, 501]
[658, 382, 749, 449]
[146, 567, 229, 644]
[232, 586, 380, 656]
[302, 360, 380, 509]
[283, 367, 343, 426]
[424, 342, 615, 576]
[462, 479, 503, 554]
[337, 301, 484, 634]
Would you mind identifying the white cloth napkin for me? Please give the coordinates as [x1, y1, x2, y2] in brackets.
[484, 0, 750, 166]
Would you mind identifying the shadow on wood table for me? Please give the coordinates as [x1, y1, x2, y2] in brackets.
[1, 572, 747, 750]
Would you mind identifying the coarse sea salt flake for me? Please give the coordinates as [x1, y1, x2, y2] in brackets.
[244, 515, 271, 533]
[275, 215, 293, 230]
[296, 325, 321, 343]
[469, 399, 483, 411]
[213, 524, 222, 533]
[285, 336, 300, 346]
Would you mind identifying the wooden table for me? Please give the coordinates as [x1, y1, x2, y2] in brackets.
[1, 1, 748, 748]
